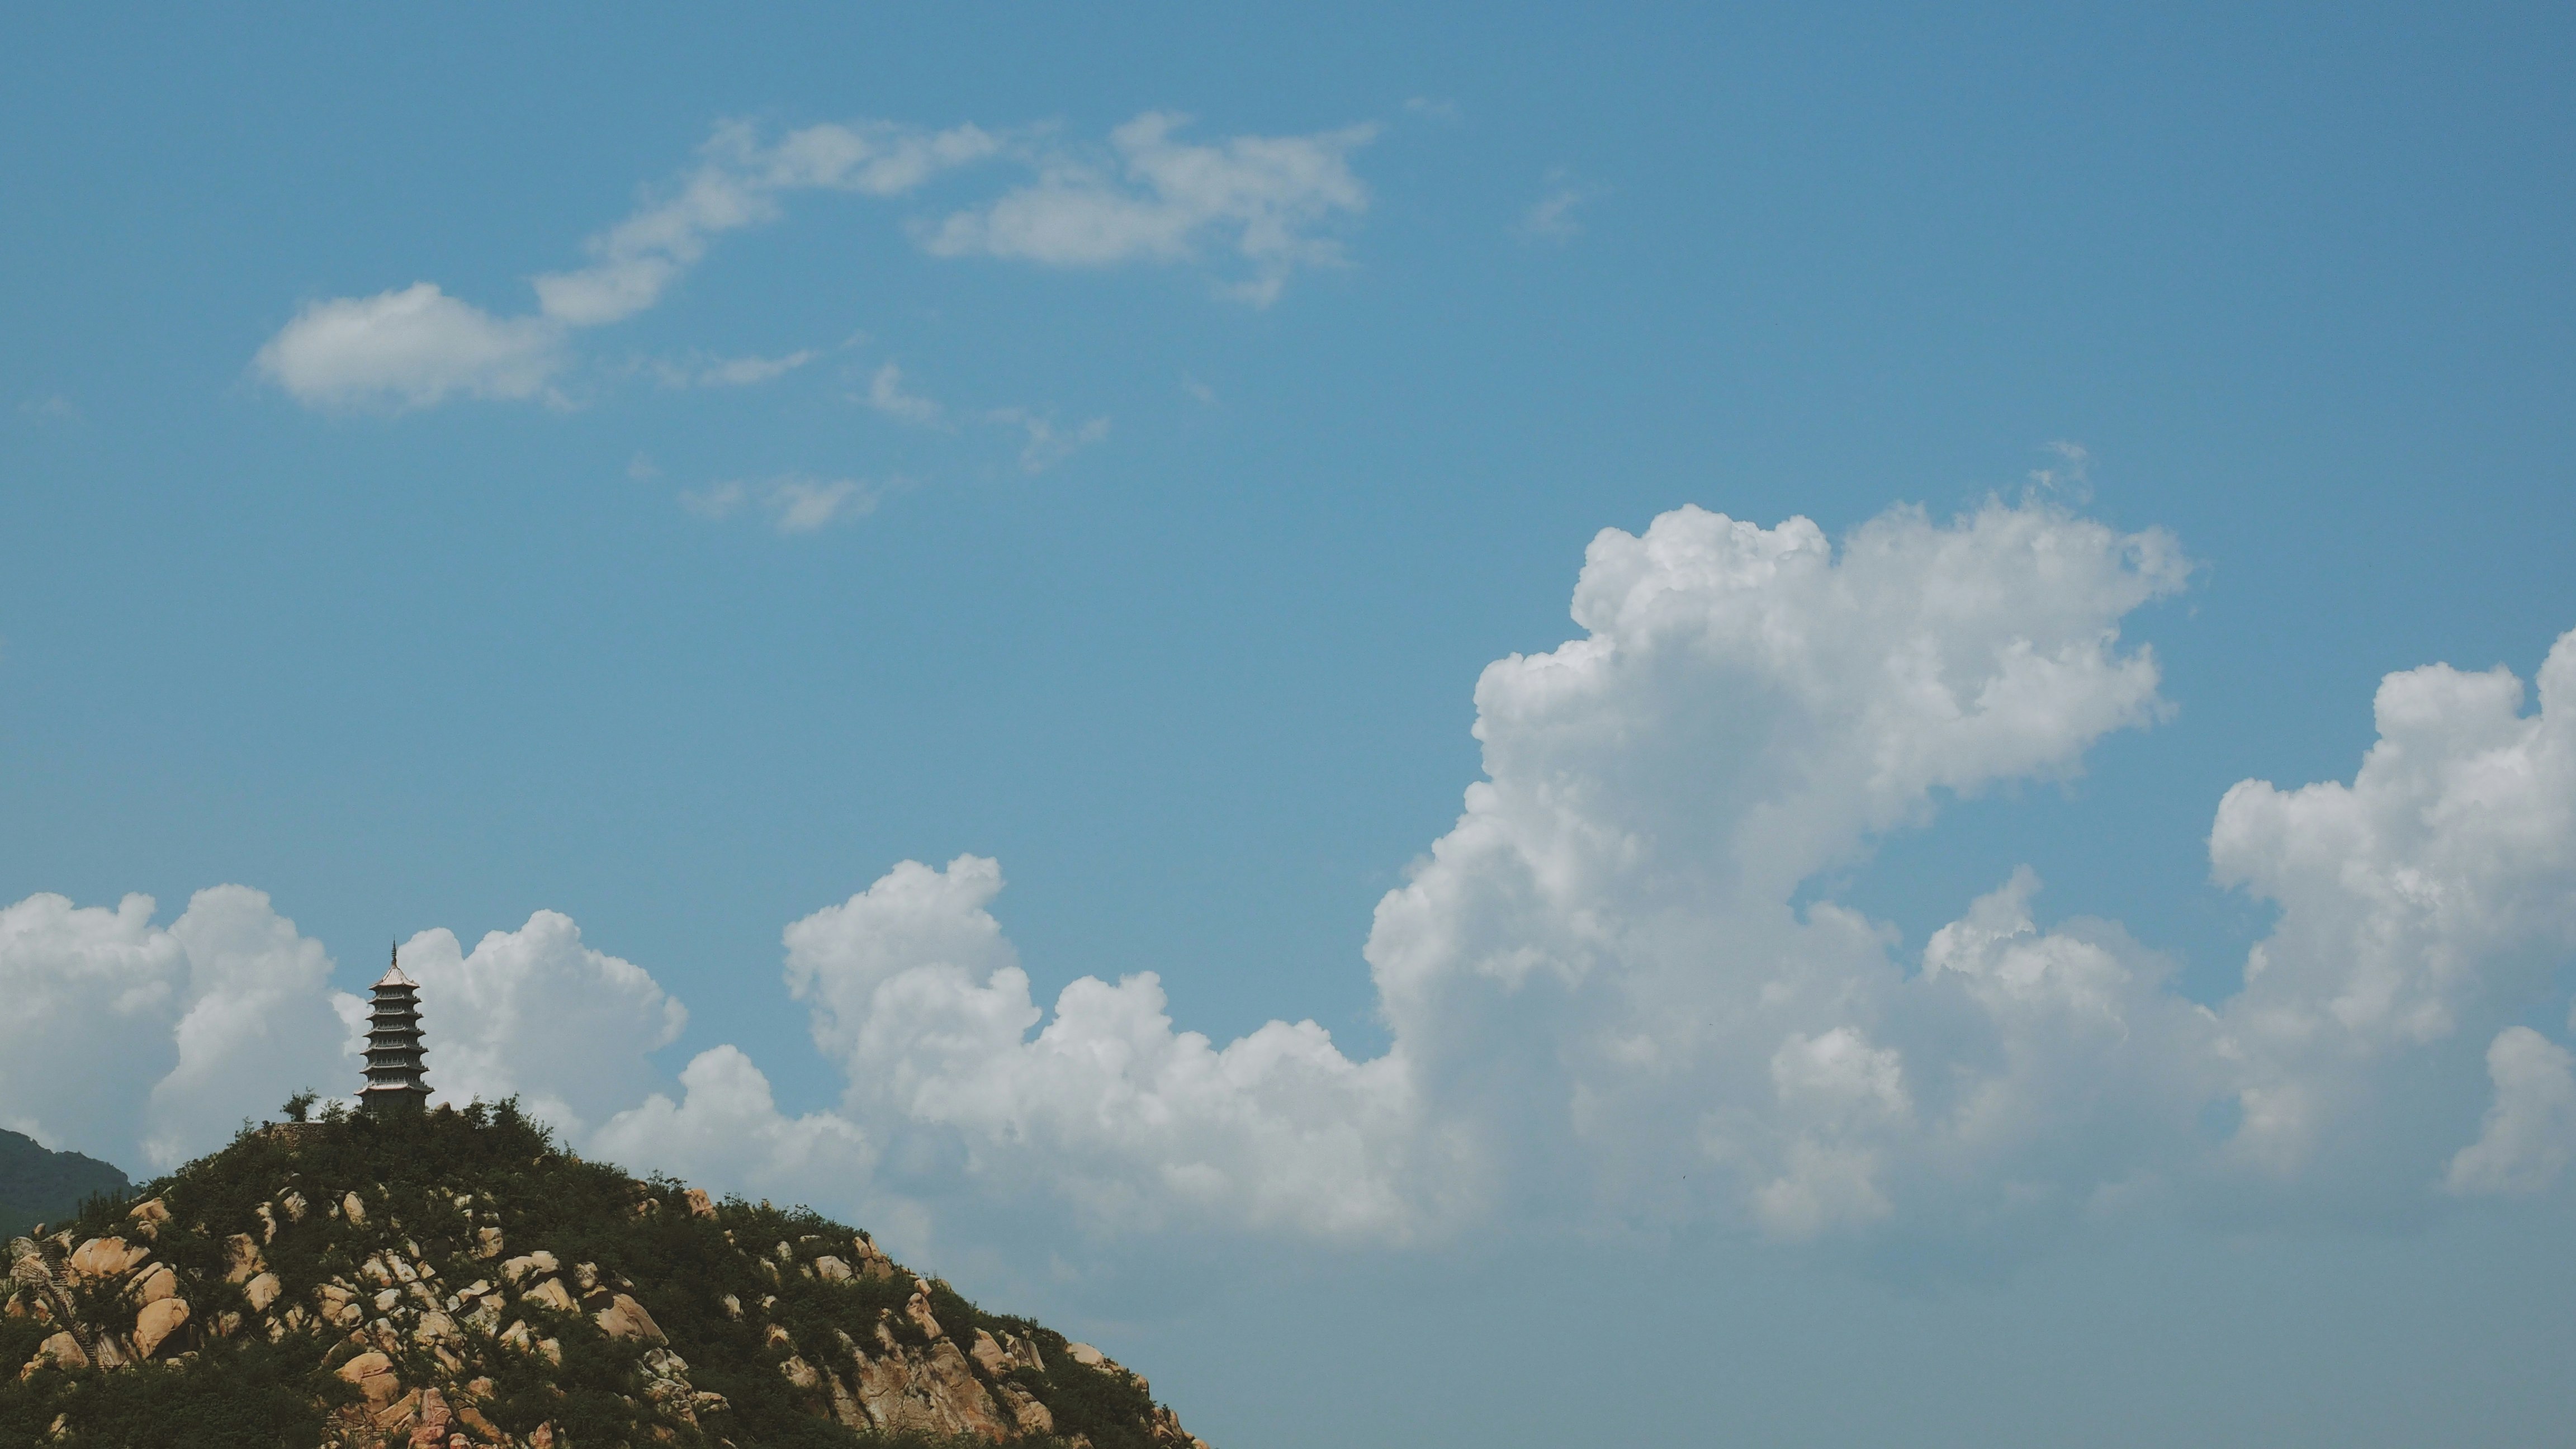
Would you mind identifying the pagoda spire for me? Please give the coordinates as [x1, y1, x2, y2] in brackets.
[358, 941, 430, 1115]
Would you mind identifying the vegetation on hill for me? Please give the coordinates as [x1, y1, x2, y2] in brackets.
[0, 1130, 129, 1242]
[2, 1101, 1207, 1449]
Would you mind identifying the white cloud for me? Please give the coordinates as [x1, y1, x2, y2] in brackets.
[19, 495, 2576, 1261]
[681, 474, 884, 533]
[258, 120, 993, 411]
[2444, 1027, 2576, 1195]
[683, 349, 821, 387]
[781, 856, 1431, 1239]
[1403, 97, 1462, 124]
[2211, 637, 2576, 1180]
[261, 111, 1376, 410]
[389, 913, 687, 1139]
[865, 362, 946, 425]
[987, 409, 1109, 472]
[530, 119, 999, 328]
[1517, 168, 1603, 243]
[0, 888, 347, 1170]
[255, 283, 565, 410]
[921, 112, 1377, 306]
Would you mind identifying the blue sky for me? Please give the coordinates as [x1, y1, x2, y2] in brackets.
[6, 4, 2576, 1445]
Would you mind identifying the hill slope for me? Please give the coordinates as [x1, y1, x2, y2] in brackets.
[2, 1104, 1209, 1449]
[0, 1131, 129, 1243]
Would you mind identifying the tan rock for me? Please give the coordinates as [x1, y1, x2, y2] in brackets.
[132, 1296, 191, 1357]
[683, 1188, 717, 1219]
[1066, 1340, 1107, 1368]
[340, 1192, 367, 1225]
[593, 1291, 666, 1343]
[222, 1233, 265, 1284]
[721, 1292, 743, 1319]
[126, 1199, 170, 1238]
[970, 1328, 1011, 1377]
[905, 1292, 945, 1341]
[813, 1254, 852, 1282]
[521, 1277, 576, 1313]
[537, 1337, 562, 1366]
[254, 1201, 278, 1243]
[998, 1382, 1056, 1436]
[413, 1310, 460, 1347]
[779, 1355, 821, 1391]
[471, 1225, 504, 1259]
[244, 1271, 282, 1313]
[129, 1263, 178, 1305]
[20, 1330, 87, 1378]
[68, 1235, 149, 1282]
[279, 1190, 307, 1223]
[528, 1422, 555, 1448]
[499, 1251, 558, 1286]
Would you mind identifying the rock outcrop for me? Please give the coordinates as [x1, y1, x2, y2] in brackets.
[1, 1106, 1213, 1448]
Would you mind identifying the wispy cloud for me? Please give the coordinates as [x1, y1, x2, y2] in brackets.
[257, 120, 996, 411]
[688, 349, 821, 387]
[16, 394, 80, 423]
[920, 112, 1377, 307]
[864, 362, 946, 425]
[1517, 167, 1605, 244]
[1403, 96, 1461, 124]
[259, 111, 1382, 411]
[682, 473, 884, 533]
[987, 409, 1110, 472]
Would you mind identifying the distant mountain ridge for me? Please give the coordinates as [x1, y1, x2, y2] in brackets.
[3, 1104, 1210, 1448]
[0, 1129, 129, 1242]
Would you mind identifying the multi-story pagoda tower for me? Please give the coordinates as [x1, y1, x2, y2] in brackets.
[358, 945, 430, 1115]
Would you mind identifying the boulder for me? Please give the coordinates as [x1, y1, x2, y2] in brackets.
[520, 1277, 576, 1313]
[969, 1328, 1011, 1377]
[132, 1296, 191, 1358]
[594, 1291, 666, 1343]
[129, 1263, 178, 1305]
[279, 1191, 307, 1223]
[337, 1349, 401, 1406]
[499, 1250, 558, 1286]
[126, 1199, 170, 1238]
[683, 1188, 717, 1219]
[68, 1235, 148, 1283]
[222, 1233, 265, 1283]
[812, 1255, 852, 1282]
[244, 1271, 282, 1312]
[19, 1330, 87, 1379]
[471, 1225, 504, 1259]
[340, 1192, 367, 1225]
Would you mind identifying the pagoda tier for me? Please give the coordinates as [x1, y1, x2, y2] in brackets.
[358, 946, 431, 1115]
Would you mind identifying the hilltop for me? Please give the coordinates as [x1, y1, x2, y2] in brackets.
[2, 1102, 1209, 1449]
[0, 1133, 128, 1244]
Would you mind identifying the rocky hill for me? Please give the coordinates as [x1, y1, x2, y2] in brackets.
[1, 1103, 1209, 1449]
[0, 1132, 129, 1244]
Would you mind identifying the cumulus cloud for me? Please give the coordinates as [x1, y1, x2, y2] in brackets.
[921, 112, 1377, 305]
[780, 857, 1431, 1239]
[15, 494, 2576, 1262]
[2444, 1027, 2576, 1195]
[0, 888, 347, 1171]
[385, 913, 688, 1139]
[2209, 638, 2576, 1192]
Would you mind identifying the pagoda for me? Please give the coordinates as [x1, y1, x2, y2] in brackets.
[358, 945, 431, 1115]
